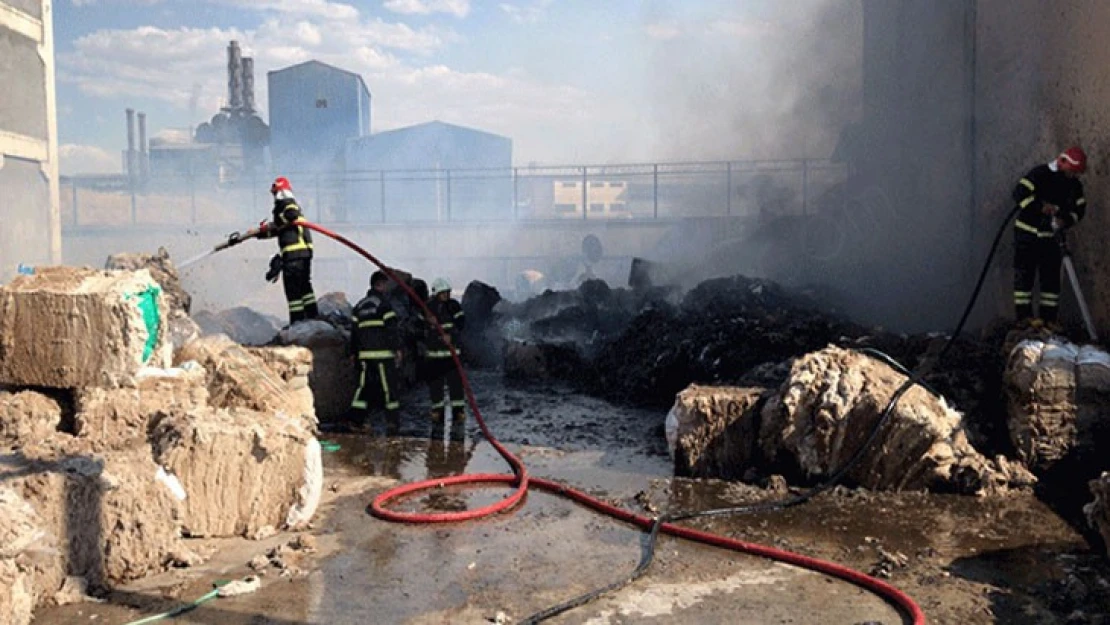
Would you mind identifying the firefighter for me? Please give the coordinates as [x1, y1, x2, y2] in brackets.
[348, 270, 403, 432]
[259, 176, 318, 324]
[423, 277, 466, 423]
[1012, 146, 1088, 326]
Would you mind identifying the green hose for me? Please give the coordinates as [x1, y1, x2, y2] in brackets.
[122, 580, 229, 625]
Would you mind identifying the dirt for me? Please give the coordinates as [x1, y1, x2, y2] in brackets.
[30, 370, 1110, 625]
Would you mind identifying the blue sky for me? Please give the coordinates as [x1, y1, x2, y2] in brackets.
[54, 0, 861, 174]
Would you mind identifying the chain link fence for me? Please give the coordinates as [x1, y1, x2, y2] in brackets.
[61, 159, 848, 228]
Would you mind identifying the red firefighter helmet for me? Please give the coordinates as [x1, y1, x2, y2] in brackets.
[1057, 146, 1087, 174]
[270, 176, 293, 194]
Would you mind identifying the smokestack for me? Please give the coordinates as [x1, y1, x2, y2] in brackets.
[227, 40, 244, 111]
[126, 108, 136, 181]
[137, 112, 148, 182]
[242, 57, 255, 113]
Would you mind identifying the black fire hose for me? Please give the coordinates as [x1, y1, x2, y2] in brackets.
[525, 205, 1023, 623]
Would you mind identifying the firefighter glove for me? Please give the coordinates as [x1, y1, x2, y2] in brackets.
[265, 254, 283, 283]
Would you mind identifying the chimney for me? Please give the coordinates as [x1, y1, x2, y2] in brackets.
[242, 57, 256, 113]
[227, 40, 244, 111]
[137, 112, 148, 182]
[126, 108, 136, 181]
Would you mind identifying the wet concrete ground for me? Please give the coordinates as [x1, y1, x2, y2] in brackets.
[35, 370, 1110, 624]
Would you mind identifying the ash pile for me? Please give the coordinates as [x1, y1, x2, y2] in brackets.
[0, 258, 326, 625]
[491, 265, 1110, 556]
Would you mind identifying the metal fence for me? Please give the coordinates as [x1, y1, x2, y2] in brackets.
[60, 159, 849, 228]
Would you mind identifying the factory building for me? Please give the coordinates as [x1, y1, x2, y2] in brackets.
[268, 60, 371, 175]
[343, 121, 512, 222]
[144, 40, 269, 186]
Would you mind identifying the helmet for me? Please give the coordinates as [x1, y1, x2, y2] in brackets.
[1057, 147, 1087, 174]
[431, 277, 451, 296]
[271, 176, 293, 194]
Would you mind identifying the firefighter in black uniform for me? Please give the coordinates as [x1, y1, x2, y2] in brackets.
[349, 270, 403, 432]
[423, 278, 466, 423]
[1012, 146, 1088, 326]
[260, 176, 318, 324]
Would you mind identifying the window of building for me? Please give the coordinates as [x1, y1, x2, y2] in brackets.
[590, 181, 605, 187]
[559, 181, 577, 188]
[554, 203, 577, 213]
[589, 203, 605, 213]
[316, 99, 328, 108]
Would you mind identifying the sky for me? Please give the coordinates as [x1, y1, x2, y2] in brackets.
[54, 0, 862, 175]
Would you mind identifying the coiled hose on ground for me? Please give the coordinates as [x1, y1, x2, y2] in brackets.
[299, 205, 1017, 624]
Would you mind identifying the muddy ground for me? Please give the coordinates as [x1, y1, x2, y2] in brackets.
[33, 370, 1110, 625]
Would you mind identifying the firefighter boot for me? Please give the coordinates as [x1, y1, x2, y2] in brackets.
[430, 406, 445, 424]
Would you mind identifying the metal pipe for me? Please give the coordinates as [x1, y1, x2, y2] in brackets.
[242, 57, 255, 113]
[227, 40, 243, 110]
[137, 112, 147, 182]
[125, 108, 135, 180]
[581, 167, 587, 221]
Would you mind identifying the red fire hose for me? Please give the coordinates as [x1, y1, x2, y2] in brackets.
[298, 221, 926, 624]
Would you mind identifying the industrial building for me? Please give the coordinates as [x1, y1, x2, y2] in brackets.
[268, 60, 371, 175]
[343, 121, 513, 221]
[0, 0, 61, 281]
[138, 41, 269, 187]
[81, 41, 512, 222]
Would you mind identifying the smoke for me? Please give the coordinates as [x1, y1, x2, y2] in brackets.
[640, 0, 862, 161]
[630, 2, 869, 312]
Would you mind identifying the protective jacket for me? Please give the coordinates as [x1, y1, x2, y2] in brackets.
[266, 198, 314, 260]
[1013, 163, 1087, 237]
[424, 297, 465, 359]
[350, 290, 399, 360]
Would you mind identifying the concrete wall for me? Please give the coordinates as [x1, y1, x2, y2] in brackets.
[0, 0, 60, 283]
[855, 0, 1110, 334]
[850, 0, 976, 331]
[268, 61, 370, 175]
[973, 1, 1110, 332]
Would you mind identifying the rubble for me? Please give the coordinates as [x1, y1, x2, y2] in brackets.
[1, 442, 185, 593]
[1085, 472, 1110, 559]
[665, 385, 766, 480]
[192, 307, 280, 346]
[105, 248, 191, 313]
[167, 313, 202, 352]
[0, 267, 170, 388]
[73, 365, 209, 449]
[276, 320, 356, 423]
[503, 340, 586, 381]
[0, 391, 64, 446]
[316, 292, 353, 329]
[759, 346, 1027, 494]
[461, 280, 503, 368]
[0, 257, 328, 624]
[150, 407, 322, 538]
[245, 346, 316, 422]
[0, 559, 33, 625]
[1004, 338, 1110, 472]
[175, 335, 314, 423]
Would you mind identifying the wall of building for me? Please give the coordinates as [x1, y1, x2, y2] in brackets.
[344, 121, 512, 222]
[268, 62, 370, 175]
[843, 0, 977, 331]
[0, 0, 60, 283]
[852, 0, 1110, 334]
[972, 1, 1110, 333]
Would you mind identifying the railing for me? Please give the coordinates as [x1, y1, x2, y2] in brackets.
[60, 159, 849, 228]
